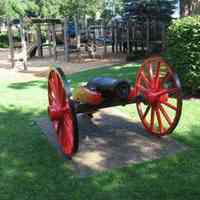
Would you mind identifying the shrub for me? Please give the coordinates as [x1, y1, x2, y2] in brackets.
[164, 16, 200, 95]
[0, 32, 21, 48]
[0, 33, 9, 48]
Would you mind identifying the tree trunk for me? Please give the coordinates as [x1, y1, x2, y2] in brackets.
[74, 15, 81, 50]
[103, 24, 107, 57]
[36, 24, 43, 57]
[47, 24, 52, 57]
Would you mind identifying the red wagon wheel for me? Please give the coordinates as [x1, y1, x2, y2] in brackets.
[136, 56, 182, 136]
[48, 67, 79, 158]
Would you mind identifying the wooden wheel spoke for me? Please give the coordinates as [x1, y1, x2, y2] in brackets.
[156, 88, 177, 97]
[159, 104, 173, 126]
[160, 100, 177, 111]
[142, 105, 151, 120]
[156, 108, 164, 133]
[147, 62, 154, 82]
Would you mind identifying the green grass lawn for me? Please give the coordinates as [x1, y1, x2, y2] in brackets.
[1, 63, 200, 200]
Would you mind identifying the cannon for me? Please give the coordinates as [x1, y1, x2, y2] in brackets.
[48, 56, 182, 159]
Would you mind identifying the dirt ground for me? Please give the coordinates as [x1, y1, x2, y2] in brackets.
[0, 47, 126, 82]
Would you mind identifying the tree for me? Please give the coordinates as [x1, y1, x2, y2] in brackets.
[57, 0, 101, 18]
[104, 0, 124, 16]
[0, 0, 26, 19]
[0, 1, 6, 17]
[123, 0, 177, 22]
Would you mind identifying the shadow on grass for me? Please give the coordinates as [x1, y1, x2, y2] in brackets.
[1, 103, 200, 199]
[8, 80, 47, 90]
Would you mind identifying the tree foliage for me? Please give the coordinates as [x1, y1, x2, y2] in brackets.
[123, 0, 177, 22]
[58, 0, 101, 18]
[0, 0, 124, 20]
[0, 0, 99, 19]
[0, 0, 26, 18]
[165, 16, 200, 94]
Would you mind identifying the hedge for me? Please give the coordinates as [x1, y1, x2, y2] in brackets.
[164, 16, 200, 95]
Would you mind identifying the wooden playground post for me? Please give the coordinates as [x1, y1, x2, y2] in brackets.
[52, 23, 57, 61]
[112, 21, 115, 53]
[74, 15, 81, 50]
[85, 16, 89, 40]
[47, 24, 52, 57]
[36, 23, 43, 57]
[64, 17, 69, 62]
[8, 20, 15, 68]
[19, 17, 27, 70]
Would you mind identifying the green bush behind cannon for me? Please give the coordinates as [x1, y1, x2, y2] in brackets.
[165, 16, 200, 95]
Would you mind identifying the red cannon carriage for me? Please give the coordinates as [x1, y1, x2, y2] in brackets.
[48, 56, 182, 158]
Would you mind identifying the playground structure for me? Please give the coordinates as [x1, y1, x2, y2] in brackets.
[111, 16, 166, 55]
[8, 17, 75, 69]
[47, 55, 183, 158]
[7, 15, 168, 70]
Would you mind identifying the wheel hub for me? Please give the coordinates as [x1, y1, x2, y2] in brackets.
[145, 87, 169, 106]
[146, 91, 158, 105]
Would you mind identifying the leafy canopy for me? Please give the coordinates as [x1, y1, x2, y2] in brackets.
[123, 0, 178, 21]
